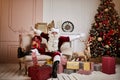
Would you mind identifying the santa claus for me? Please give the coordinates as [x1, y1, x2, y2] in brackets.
[32, 27, 80, 78]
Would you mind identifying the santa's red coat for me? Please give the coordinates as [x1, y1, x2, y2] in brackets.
[40, 32, 70, 58]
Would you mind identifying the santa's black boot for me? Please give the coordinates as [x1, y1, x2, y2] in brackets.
[51, 61, 59, 78]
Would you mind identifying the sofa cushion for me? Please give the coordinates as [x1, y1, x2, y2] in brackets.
[25, 55, 51, 61]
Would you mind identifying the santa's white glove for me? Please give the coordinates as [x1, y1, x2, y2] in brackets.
[69, 35, 80, 41]
[31, 48, 40, 55]
[76, 35, 80, 39]
[31, 26, 42, 36]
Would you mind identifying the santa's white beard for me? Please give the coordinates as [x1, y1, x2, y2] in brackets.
[47, 32, 60, 52]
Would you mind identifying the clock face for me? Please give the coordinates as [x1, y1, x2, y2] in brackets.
[61, 21, 74, 32]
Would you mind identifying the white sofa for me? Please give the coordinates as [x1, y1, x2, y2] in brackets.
[18, 33, 73, 75]
[18, 34, 52, 75]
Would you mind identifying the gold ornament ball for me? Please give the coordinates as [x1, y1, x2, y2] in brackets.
[104, 8, 109, 12]
[105, 45, 109, 48]
[94, 23, 97, 26]
[97, 37, 102, 41]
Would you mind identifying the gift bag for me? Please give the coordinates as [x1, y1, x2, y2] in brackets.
[66, 61, 79, 70]
[90, 62, 94, 71]
[32, 52, 38, 66]
[61, 55, 68, 65]
[57, 55, 68, 73]
[57, 63, 64, 74]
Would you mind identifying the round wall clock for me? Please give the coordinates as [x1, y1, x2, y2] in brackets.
[61, 21, 74, 32]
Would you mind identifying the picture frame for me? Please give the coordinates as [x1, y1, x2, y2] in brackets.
[35, 23, 48, 33]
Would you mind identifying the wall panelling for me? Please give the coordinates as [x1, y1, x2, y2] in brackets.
[0, 0, 43, 63]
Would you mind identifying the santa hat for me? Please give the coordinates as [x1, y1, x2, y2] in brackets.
[51, 28, 59, 33]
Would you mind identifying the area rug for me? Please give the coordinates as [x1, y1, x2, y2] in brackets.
[0, 64, 120, 80]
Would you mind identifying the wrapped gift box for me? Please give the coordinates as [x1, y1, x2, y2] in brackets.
[79, 61, 83, 69]
[64, 69, 76, 74]
[94, 63, 102, 71]
[28, 65, 52, 80]
[83, 62, 90, 71]
[36, 65, 52, 80]
[66, 61, 79, 70]
[77, 69, 92, 75]
[102, 56, 116, 74]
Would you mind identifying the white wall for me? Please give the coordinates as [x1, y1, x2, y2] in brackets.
[43, 0, 120, 52]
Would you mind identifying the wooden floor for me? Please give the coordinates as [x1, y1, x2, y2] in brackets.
[0, 64, 30, 80]
[0, 63, 120, 80]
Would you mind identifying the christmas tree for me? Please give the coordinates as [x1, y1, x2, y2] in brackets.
[89, 0, 120, 58]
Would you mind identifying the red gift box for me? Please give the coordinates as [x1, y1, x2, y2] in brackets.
[102, 56, 116, 74]
[36, 65, 52, 80]
[28, 65, 52, 80]
[28, 65, 39, 77]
